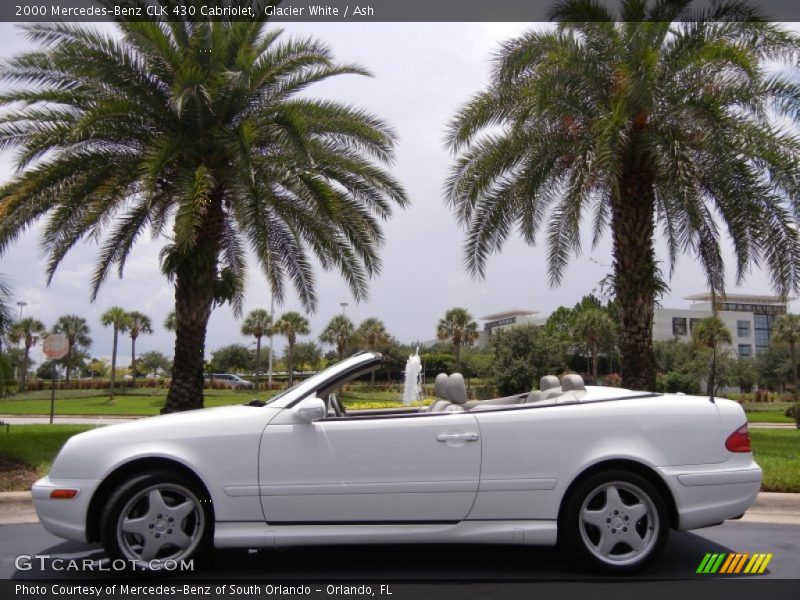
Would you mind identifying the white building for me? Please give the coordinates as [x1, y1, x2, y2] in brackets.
[653, 293, 788, 359]
[477, 309, 548, 348]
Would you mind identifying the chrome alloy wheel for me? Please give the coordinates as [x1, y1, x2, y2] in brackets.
[578, 481, 660, 566]
[115, 483, 205, 565]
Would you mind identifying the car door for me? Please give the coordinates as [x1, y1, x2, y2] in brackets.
[259, 411, 481, 523]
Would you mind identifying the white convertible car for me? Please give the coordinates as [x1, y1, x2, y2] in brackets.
[33, 352, 761, 573]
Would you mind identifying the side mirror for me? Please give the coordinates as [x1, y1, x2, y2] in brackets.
[294, 397, 326, 423]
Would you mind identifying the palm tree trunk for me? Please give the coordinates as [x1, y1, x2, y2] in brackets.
[592, 342, 598, 382]
[254, 336, 261, 392]
[612, 167, 658, 391]
[454, 344, 462, 372]
[64, 344, 72, 384]
[288, 342, 295, 386]
[162, 196, 224, 414]
[131, 336, 137, 385]
[109, 328, 118, 402]
[20, 343, 30, 392]
[792, 342, 799, 429]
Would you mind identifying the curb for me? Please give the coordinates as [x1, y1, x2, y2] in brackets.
[1, 491, 799, 527]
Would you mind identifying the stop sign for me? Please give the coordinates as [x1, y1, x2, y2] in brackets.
[43, 333, 69, 360]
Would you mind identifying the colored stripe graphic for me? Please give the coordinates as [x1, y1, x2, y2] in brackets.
[697, 552, 772, 574]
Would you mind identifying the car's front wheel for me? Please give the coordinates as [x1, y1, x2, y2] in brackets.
[100, 471, 212, 570]
[562, 470, 669, 573]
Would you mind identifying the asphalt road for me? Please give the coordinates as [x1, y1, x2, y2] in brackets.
[1, 520, 798, 580]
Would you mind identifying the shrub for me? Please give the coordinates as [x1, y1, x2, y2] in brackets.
[604, 373, 622, 387]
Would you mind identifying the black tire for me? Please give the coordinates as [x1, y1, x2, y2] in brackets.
[100, 470, 213, 571]
[561, 469, 669, 573]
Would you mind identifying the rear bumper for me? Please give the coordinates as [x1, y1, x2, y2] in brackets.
[658, 459, 762, 531]
[31, 476, 97, 543]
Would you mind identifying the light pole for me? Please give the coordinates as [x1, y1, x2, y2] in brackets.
[16, 301, 27, 321]
[340, 302, 349, 316]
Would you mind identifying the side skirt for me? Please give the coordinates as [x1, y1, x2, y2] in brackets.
[214, 520, 557, 548]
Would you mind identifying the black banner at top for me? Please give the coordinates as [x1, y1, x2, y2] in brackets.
[3, 0, 800, 23]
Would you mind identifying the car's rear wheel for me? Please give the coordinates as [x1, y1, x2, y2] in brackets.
[562, 470, 668, 573]
[100, 471, 212, 570]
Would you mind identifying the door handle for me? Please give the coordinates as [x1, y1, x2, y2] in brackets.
[436, 432, 479, 442]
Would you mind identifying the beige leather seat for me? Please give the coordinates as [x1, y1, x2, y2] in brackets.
[554, 374, 587, 404]
[427, 373, 451, 412]
[526, 375, 563, 403]
[443, 373, 467, 412]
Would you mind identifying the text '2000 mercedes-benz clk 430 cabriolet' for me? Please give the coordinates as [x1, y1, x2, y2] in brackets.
[33, 351, 761, 573]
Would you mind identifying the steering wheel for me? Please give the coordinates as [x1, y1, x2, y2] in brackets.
[327, 392, 347, 418]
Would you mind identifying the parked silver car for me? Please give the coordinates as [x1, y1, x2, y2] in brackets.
[204, 373, 254, 389]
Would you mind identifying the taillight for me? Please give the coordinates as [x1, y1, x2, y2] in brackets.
[725, 424, 752, 453]
[50, 489, 78, 499]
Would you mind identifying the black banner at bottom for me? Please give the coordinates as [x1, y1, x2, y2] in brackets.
[4, 580, 800, 600]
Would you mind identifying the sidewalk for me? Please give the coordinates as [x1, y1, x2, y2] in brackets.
[1, 491, 798, 526]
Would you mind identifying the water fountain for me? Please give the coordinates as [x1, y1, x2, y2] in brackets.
[401, 348, 423, 406]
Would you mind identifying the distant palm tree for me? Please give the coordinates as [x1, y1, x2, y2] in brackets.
[0, 274, 13, 356]
[436, 308, 478, 372]
[100, 307, 129, 402]
[692, 316, 733, 396]
[274, 312, 311, 386]
[446, 0, 800, 391]
[127, 311, 153, 383]
[0, 13, 407, 413]
[773, 313, 800, 428]
[573, 308, 615, 382]
[8, 317, 45, 392]
[164, 311, 177, 333]
[53, 314, 92, 383]
[241, 309, 272, 391]
[320, 315, 356, 361]
[356, 318, 389, 384]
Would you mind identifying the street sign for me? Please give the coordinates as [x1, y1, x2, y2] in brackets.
[43, 334, 69, 360]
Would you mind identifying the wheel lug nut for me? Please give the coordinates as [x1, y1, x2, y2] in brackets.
[148, 524, 154, 529]
[155, 533, 160, 538]
[614, 510, 619, 515]
[623, 527, 627, 532]
[157, 514, 163, 518]
[624, 516, 629, 521]
[606, 518, 611, 523]
[167, 529, 172, 534]
[168, 517, 174, 522]
[611, 528, 616, 533]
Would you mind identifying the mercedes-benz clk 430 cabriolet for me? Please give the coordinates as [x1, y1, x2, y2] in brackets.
[33, 352, 761, 573]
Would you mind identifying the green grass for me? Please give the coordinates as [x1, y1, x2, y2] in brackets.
[747, 411, 794, 423]
[751, 429, 800, 492]
[0, 424, 92, 473]
[0, 388, 422, 416]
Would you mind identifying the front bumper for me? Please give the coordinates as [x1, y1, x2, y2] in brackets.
[31, 476, 99, 543]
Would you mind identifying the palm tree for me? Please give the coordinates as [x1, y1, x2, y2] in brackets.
[0, 274, 13, 356]
[274, 311, 311, 386]
[8, 317, 45, 392]
[436, 308, 479, 372]
[773, 313, 800, 428]
[100, 307, 129, 402]
[691, 316, 733, 396]
[446, 0, 800, 391]
[241, 309, 272, 391]
[127, 311, 153, 383]
[164, 311, 177, 333]
[53, 314, 92, 383]
[0, 11, 407, 413]
[320, 315, 356, 361]
[573, 308, 615, 382]
[356, 317, 389, 384]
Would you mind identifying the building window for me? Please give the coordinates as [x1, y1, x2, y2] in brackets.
[737, 320, 751, 338]
[672, 317, 687, 336]
[689, 318, 702, 333]
[754, 314, 775, 354]
[738, 344, 752, 359]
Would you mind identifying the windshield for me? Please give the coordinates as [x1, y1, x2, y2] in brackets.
[263, 352, 382, 406]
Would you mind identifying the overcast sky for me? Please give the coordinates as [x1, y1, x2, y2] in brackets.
[0, 20, 794, 365]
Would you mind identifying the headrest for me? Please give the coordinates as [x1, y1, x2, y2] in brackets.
[447, 373, 468, 405]
[561, 374, 586, 392]
[540, 375, 560, 391]
[434, 373, 448, 399]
